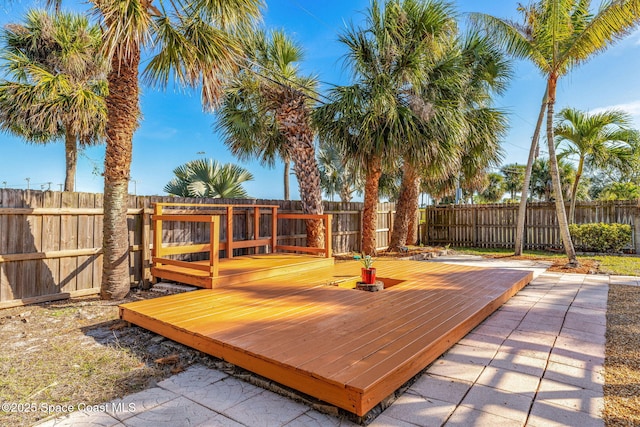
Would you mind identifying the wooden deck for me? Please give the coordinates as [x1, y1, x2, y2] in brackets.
[149, 203, 334, 288]
[151, 253, 335, 288]
[120, 260, 533, 416]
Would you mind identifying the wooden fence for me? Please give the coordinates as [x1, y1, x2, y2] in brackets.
[421, 200, 640, 252]
[0, 189, 395, 307]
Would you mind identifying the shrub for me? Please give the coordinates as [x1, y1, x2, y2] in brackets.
[568, 223, 632, 253]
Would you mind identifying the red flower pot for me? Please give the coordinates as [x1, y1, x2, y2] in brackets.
[361, 267, 376, 284]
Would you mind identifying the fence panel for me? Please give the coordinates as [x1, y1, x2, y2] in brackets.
[422, 201, 640, 251]
[0, 189, 396, 307]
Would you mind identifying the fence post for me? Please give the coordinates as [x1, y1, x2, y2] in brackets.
[388, 208, 394, 245]
[271, 206, 278, 253]
[324, 214, 332, 258]
[472, 207, 478, 247]
[226, 206, 234, 258]
[423, 208, 429, 245]
[254, 207, 260, 241]
[140, 204, 151, 287]
[209, 215, 220, 278]
[152, 203, 162, 272]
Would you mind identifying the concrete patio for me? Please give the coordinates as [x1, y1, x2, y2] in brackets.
[37, 256, 619, 427]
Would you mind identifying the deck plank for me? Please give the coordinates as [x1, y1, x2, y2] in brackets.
[120, 259, 533, 416]
[152, 253, 335, 288]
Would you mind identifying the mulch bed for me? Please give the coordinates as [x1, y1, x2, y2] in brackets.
[478, 253, 601, 274]
[604, 284, 640, 426]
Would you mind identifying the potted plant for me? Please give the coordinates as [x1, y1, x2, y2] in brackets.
[359, 254, 376, 284]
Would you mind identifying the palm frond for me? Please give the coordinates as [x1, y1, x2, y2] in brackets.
[164, 158, 253, 198]
[0, 9, 107, 146]
[560, 0, 640, 71]
[469, 12, 550, 71]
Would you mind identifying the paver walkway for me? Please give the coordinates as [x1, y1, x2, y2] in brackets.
[38, 256, 615, 427]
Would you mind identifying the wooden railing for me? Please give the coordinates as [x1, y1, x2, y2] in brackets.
[276, 213, 333, 258]
[152, 203, 279, 278]
[151, 203, 333, 281]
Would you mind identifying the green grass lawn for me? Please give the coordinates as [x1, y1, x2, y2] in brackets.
[454, 247, 640, 276]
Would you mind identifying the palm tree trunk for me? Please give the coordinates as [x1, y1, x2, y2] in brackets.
[101, 46, 140, 300]
[546, 74, 578, 266]
[64, 128, 77, 192]
[339, 183, 352, 203]
[569, 157, 584, 223]
[274, 91, 324, 248]
[406, 177, 420, 245]
[362, 156, 382, 255]
[283, 159, 290, 201]
[389, 162, 419, 250]
[514, 87, 548, 255]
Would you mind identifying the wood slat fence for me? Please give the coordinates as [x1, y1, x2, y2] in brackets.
[421, 201, 640, 252]
[0, 189, 395, 307]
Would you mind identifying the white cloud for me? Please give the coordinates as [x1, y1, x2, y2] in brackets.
[590, 101, 640, 122]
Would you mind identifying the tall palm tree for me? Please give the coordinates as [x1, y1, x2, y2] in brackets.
[555, 107, 636, 221]
[474, 0, 640, 264]
[0, 9, 107, 191]
[314, 0, 458, 255]
[164, 159, 253, 198]
[217, 30, 324, 247]
[44, 0, 263, 300]
[389, 30, 510, 250]
[215, 50, 292, 201]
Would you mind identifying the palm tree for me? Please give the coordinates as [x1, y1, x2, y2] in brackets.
[314, 0, 458, 255]
[477, 172, 506, 203]
[555, 107, 636, 221]
[501, 163, 526, 200]
[474, 0, 640, 265]
[164, 159, 253, 198]
[0, 9, 107, 191]
[217, 29, 324, 247]
[599, 182, 640, 200]
[530, 157, 577, 202]
[44, 0, 263, 300]
[317, 143, 360, 202]
[215, 44, 292, 201]
[389, 30, 510, 249]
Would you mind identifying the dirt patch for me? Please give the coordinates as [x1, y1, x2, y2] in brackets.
[604, 284, 640, 426]
[0, 291, 232, 427]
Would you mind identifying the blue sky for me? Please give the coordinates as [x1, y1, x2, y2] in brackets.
[1, 0, 639, 199]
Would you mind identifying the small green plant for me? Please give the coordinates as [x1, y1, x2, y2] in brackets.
[355, 253, 375, 269]
[569, 223, 632, 253]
